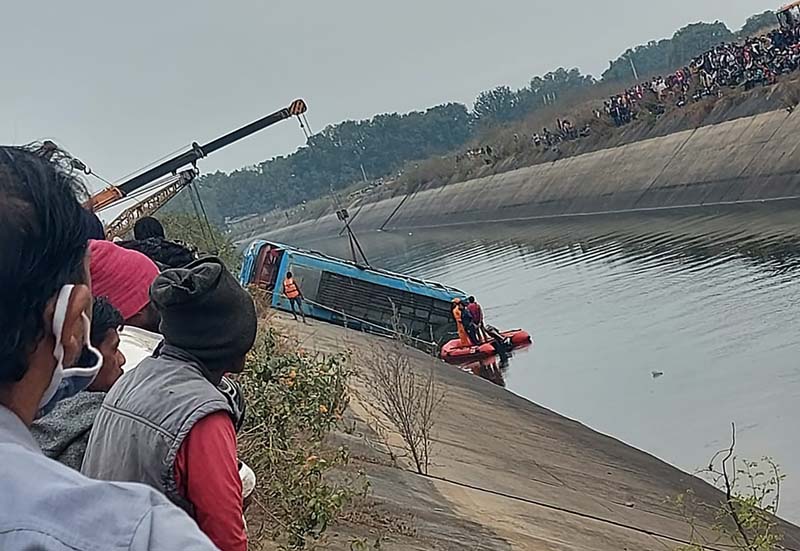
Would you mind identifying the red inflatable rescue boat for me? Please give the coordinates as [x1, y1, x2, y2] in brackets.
[440, 329, 532, 363]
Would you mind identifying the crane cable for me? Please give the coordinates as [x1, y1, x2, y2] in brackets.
[193, 184, 219, 254]
[186, 184, 211, 248]
[186, 183, 219, 255]
[297, 112, 313, 140]
[114, 143, 193, 185]
[70, 158, 116, 188]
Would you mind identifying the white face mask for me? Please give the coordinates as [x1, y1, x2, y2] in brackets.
[37, 285, 104, 417]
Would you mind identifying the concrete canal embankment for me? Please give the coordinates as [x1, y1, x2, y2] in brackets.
[267, 313, 800, 550]
[263, 106, 800, 243]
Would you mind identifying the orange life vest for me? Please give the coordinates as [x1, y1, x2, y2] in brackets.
[284, 278, 300, 299]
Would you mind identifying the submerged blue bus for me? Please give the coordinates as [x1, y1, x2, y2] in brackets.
[239, 240, 464, 345]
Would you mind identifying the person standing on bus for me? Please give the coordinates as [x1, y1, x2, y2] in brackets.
[283, 272, 306, 323]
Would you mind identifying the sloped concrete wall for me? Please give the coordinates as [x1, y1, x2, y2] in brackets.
[266, 108, 800, 241]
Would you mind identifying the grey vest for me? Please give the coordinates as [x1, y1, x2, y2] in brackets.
[81, 346, 233, 515]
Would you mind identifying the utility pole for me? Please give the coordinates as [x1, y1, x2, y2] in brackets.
[628, 53, 640, 81]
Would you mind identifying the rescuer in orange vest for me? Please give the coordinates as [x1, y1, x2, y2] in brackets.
[283, 271, 306, 323]
[452, 298, 470, 346]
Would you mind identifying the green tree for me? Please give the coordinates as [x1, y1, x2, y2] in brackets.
[474, 86, 520, 123]
[602, 21, 735, 82]
[738, 11, 777, 38]
[474, 69, 595, 125]
[194, 103, 474, 223]
[159, 213, 240, 272]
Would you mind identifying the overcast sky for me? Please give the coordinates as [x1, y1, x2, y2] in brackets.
[1, 0, 772, 187]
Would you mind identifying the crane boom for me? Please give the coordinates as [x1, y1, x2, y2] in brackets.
[118, 99, 308, 195]
[102, 170, 196, 240]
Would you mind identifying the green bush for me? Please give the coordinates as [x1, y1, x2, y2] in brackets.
[238, 327, 361, 549]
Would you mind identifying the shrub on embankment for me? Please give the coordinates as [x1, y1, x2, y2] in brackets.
[238, 325, 364, 549]
[674, 425, 787, 551]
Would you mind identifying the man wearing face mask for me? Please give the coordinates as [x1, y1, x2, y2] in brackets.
[0, 145, 219, 550]
[30, 297, 127, 469]
[83, 257, 256, 551]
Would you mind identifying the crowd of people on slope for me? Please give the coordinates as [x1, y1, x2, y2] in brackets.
[458, 119, 592, 165]
[532, 119, 592, 152]
[455, 145, 496, 165]
[1, 144, 258, 550]
[439, 21, 800, 179]
[606, 24, 800, 127]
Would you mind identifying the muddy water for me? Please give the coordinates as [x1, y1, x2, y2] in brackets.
[284, 202, 800, 521]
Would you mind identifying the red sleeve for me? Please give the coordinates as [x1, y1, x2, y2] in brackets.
[174, 411, 246, 551]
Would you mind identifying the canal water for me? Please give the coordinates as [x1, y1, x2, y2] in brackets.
[291, 202, 800, 521]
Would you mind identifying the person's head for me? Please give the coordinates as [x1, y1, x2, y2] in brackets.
[89, 240, 161, 332]
[468, 296, 476, 304]
[151, 257, 257, 382]
[0, 145, 97, 425]
[80, 208, 106, 240]
[127, 302, 161, 333]
[133, 216, 165, 240]
[286, 271, 293, 279]
[117, 237, 197, 269]
[87, 297, 125, 392]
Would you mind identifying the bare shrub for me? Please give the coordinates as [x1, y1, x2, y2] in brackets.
[247, 284, 276, 320]
[358, 310, 446, 475]
[674, 423, 784, 551]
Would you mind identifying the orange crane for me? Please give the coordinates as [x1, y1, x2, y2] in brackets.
[88, 99, 308, 238]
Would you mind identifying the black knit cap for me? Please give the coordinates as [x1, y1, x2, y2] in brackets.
[150, 257, 257, 367]
[80, 208, 106, 241]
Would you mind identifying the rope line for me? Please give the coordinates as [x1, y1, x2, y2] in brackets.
[114, 143, 191, 183]
[409, 471, 788, 551]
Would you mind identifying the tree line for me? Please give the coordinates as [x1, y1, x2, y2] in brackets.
[188, 11, 777, 225]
